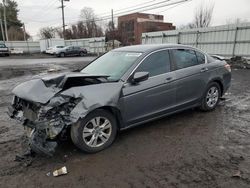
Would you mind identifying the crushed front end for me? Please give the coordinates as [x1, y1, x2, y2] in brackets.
[8, 95, 80, 156]
[8, 72, 123, 156]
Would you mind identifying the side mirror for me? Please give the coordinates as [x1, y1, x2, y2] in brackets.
[131, 72, 149, 84]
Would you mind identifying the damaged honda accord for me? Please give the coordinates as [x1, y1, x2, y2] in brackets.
[8, 44, 231, 156]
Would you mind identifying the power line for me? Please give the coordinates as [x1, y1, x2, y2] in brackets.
[158, 0, 192, 13]
[67, 0, 188, 25]
[27, 0, 189, 31]
[67, 0, 173, 22]
[97, 0, 157, 16]
[22, 0, 171, 25]
[63, 0, 176, 25]
[112, 0, 172, 15]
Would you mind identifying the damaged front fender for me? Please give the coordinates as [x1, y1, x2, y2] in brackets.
[60, 82, 124, 123]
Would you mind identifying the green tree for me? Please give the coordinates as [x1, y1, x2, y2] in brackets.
[0, 0, 29, 41]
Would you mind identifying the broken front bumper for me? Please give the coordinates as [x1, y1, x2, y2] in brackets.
[8, 105, 58, 156]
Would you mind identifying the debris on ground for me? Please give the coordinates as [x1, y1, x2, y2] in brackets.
[53, 166, 68, 177]
[227, 56, 250, 69]
[229, 155, 244, 165]
[14, 149, 36, 167]
[232, 170, 242, 178]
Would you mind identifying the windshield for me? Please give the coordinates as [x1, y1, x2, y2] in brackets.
[0, 44, 6, 48]
[81, 51, 142, 81]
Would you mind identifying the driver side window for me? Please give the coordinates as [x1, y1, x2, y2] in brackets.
[136, 50, 171, 77]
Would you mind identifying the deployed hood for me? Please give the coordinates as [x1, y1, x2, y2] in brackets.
[12, 72, 109, 104]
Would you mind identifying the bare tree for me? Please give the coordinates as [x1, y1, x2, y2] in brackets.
[193, 3, 214, 28]
[80, 7, 103, 37]
[180, 3, 214, 29]
[39, 27, 57, 39]
[47, 7, 104, 40]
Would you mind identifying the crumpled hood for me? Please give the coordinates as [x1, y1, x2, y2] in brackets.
[12, 72, 109, 104]
[12, 79, 61, 104]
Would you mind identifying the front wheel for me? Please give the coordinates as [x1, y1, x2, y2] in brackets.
[60, 52, 65, 57]
[200, 82, 221, 111]
[71, 109, 117, 153]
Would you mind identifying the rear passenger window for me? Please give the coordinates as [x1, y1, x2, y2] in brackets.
[172, 49, 199, 69]
[195, 51, 205, 64]
[136, 50, 171, 77]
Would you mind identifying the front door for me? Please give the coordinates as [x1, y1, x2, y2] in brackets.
[121, 50, 176, 126]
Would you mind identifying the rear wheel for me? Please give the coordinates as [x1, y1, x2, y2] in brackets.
[71, 109, 117, 153]
[79, 51, 85, 56]
[200, 82, 221, 111]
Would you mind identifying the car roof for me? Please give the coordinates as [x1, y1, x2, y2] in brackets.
[113, 44, 196, 53]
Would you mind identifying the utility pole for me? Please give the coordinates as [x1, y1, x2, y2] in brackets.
[111, 9, 114, 49]
[59, 0, 69, 39]
[0, 17, 5, 42]
[61, 0, 65, 38]
[3, 0, 8, 41]
[22, 23, 30, 53]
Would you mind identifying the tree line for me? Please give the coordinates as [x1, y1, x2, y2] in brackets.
[39, 7, 106, 40]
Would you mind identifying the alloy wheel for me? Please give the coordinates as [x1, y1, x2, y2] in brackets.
[82, 117, 112, 148]
[206, 86, 219, 108]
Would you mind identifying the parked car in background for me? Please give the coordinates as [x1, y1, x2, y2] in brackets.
[9, 44, 231, 155]
[45, 47, 53, 54]
[0, 43, 10, 56]
[45, 45, 65, 55]
[55, 46, 87, 57]
[10, 48, 24, 54]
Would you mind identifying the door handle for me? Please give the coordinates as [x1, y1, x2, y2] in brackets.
[166, 77, 173, 81]
[200, 67, 208, 72]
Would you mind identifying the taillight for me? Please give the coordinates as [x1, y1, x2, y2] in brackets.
[224, 64, 231, 72]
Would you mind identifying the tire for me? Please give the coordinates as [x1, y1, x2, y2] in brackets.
[200, 82, 221, 111]
[79, 51, 84, 57]
[71, 109, 118, 153]
[60, 52, 65, 57]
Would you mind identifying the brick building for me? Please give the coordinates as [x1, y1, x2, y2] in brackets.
[118, 13, 175, 45]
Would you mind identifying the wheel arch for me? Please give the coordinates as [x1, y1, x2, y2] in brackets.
[209, 78, 224, 96]
[86, 106, 124, 131]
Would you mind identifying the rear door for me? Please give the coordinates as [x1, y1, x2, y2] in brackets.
[66, 46, 74, 55]
[73, 46, 80, 55]
[170, 48, 208, 107]
[121, 49, 176, 126]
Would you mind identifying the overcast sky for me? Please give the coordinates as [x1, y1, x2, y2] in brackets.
[15, 0, 250, 39]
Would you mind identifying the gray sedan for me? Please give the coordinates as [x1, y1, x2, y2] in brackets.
[9, 44, 231, 155]
[55, 46, 87, 57]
